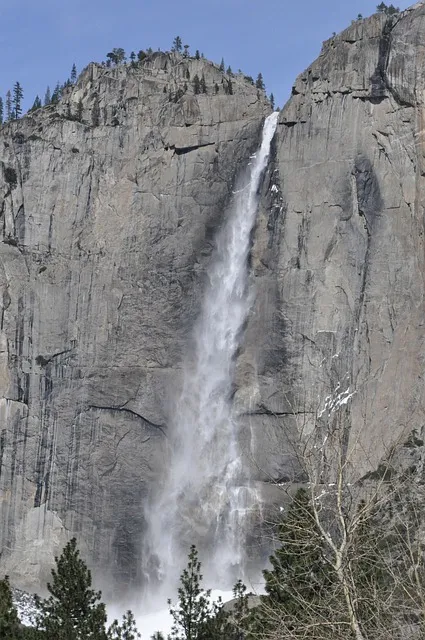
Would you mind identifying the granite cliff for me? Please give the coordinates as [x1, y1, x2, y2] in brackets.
[1, 2, 425, 592]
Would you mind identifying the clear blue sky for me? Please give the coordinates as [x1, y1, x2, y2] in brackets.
[0, 0, 414, 112]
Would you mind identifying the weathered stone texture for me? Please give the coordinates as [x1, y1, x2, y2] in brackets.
[245, 3, 425, 490]
[0, 53, 269, 589]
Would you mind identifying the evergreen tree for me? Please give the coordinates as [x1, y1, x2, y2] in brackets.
[255, 73, 265, 91]
[71, 63, 77, 83]
[185, 68, 190, 80]
[377, 1, 387, 11]
[129, 51, 136, 67]
[214, 83, 219, 95]
[12, 82, 23, 119]
[195, 50, 200, 60]
[168, 545, 212, 640]
[106, 48, 126, 65]
[192, 74, 201, 95]
[107, 611, 140, 640]
[51, 82, 61, 105]
[137, 50, 147, 61]
[0, 97, 3, 124]
[30, 96, 42, 111]
[251, 489, 333, 636]
[147, 47, 153, 55]
[219, 58, 225, 72]
[386, 3, 400, 13]
[200, 74, 207, 94]
[0, 575, 22, 639]
[226, 66, 232, 75]
[151, 634, 164, 640]
[269, 93, 275, 110]
[36, 537, 108, 640]
[6, 90, 12, 120]
[172, 36, 183, 53]
[183, 44, 190, 58]
[44, 86, 51, 106]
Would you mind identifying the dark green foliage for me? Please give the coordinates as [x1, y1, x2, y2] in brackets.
[137, 50, 147, 61]
[0, 97, 3, 124]
[12, 82, 24, 119]
[5, 90, 12, 120]
[151, 633, 164, 640]
[51, 82, 61, 105]
[377, 2, 399, 13]
[219, 58, 225, 72]
[44, 86, 51, 106]
[172, 36, 183, 53]
[255, 73, 265, 91]
[357, 13, 363, 19]
[185, 68, 190, 80]
[214, 83, 219, 95]
[35, 537, 108, 640]
[183, 44, 190, 58]
[269, 93, 275, 110]
[0, 575, 22, 639]
[106, 48, 126, 65]
[195, 50, 200, 60]
[244, 75, 254, 85]
[200, 74, 207, 94]
[193, 74, 201, 95]
[168, 545, 213, 640]
[71, 63, 77, 83]
[30, 96, 42, 112]
[147, 47, 153, 55]
[252, 489, 333, 636]
[107, 611, 140, 640]
[226, 66, 232, 75]
[129, 51, 136, 67]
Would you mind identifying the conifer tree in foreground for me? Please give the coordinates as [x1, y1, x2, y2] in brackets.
[0, 575, 21, 638]
[30, 96, 42, 111]
[35, 537, 108, 640]
[0, 97, 3, 124]
[71, 63, 77, 83]
[168, 545, 213, 640]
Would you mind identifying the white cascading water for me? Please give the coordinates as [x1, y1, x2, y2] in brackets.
[144, 112, 279, 596]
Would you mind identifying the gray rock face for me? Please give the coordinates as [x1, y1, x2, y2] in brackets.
[245, 2, 425, 491]
[3, 2, 425, 592]
[0, 53, 269, 590]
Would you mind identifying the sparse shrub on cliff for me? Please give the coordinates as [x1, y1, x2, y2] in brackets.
[200, 74, 207, 94]
[30, 96, 42, 112]
[219, 58, 225, 73]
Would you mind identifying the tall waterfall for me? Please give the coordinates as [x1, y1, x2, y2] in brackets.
[144, 112, 279, 595]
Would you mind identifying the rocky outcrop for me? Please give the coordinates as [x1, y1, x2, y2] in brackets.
[3, 1, 425, 593]
[0, 53, 269, 590]
[244, 2, 425, 490]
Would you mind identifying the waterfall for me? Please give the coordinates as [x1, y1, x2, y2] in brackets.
[144, 112, 279, 596]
